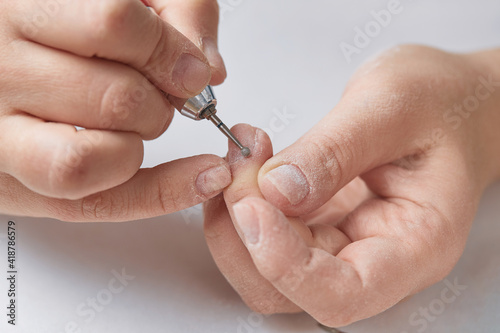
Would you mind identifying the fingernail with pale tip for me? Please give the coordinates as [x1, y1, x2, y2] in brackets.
[196, 165, 232, 196]
[264, 165, 310, 205]
[173, 53, 211, 94]
[233, 202, 260, 245]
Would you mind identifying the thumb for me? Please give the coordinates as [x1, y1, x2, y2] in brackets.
[258, 96, 421, 216]
[150, 0, 227, 85]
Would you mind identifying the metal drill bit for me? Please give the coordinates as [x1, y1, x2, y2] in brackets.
[206, 114, 251, 157]
[180, 85, 251, 157]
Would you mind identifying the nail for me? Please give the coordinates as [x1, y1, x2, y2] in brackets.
[264, 165, 310, 205]
[233, 202, 260, 245]
[202, 37, 227, 78]
[196, 165, 232, 196]
[227, 128, 260, 164]
[173, 53, 211, 94]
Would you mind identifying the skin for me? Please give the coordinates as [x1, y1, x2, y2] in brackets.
[204, 46, 500, 326]
[0, 0, 230, 221]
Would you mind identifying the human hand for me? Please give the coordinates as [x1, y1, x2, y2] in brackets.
[204, 46, 500, 326]
[0, 0, 229, 220]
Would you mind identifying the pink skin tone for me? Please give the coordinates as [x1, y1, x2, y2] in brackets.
[0, 0, 229, 220]
[204, 46, 500, 326]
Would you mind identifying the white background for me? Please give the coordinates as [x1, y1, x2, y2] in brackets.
[1, 0, 500, 332]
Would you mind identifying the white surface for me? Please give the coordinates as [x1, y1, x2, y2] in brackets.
[1, 0, 500, 332]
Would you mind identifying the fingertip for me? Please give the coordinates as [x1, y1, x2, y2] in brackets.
[195, 163, 232, 197]
[226, 124, 272, 166]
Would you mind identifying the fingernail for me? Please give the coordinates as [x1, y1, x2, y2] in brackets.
[227, 128, 260, 164]
[196, 165, 232, 196]
[202, 37, 227, 77]
[173, 53, 211, 94]
[233, 202, 260, 245]
[264, 165, 310, 205]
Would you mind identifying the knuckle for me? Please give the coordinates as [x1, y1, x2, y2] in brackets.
[305, 132, 356, 187]
[48, 142, 91, 198]
[142, 19, 173, 72]
[347, 45, 456, 116]
[99, 80, 136, 129]
[81, 191, 125, 221]
[88, 0, 135, 41]
[156, 177, 183, 214]
[99, 77, 172, 139]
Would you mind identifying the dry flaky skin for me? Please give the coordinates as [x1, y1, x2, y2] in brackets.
[204, 46, 500, 327]
[0, 0, 230, 220]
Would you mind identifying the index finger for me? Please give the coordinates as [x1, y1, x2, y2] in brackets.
[1, 154, 231, 221]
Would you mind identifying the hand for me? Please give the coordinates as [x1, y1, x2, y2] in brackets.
[204, 46, 500, 326]
[0, 0, 229, 221]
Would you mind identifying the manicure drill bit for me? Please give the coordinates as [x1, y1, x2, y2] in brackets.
[180, 86, 251, 157]
[206, 113, 251, 157]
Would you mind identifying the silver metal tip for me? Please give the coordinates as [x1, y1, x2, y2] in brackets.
[241, 147, 251, 157]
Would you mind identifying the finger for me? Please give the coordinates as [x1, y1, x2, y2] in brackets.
[151, 0, 226, 85]
[223, 125, 314, 244]
[15, 0, 211, 97]
[211, 124, 349, 313]
[258, 88, 425, 216]
[204, 195, 300, 313]
[0, 155, 231, 221]
[232, 196, 424, 327]
[6, 41, 172, 140]
[204, 124, 300, 312]
[0, 113, 143, 200]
